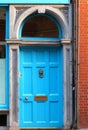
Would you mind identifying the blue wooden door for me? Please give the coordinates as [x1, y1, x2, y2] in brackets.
[19, 46, 63, 128]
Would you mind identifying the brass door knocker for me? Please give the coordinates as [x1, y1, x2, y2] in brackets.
[39, 69, 44, 78]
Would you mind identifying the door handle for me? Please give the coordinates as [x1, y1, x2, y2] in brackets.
[25, 97, 29, 101]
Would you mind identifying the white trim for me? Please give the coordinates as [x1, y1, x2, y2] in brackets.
[9, 45, 19, 127]
[6, 39, 71, 45]
[9, 5, 70, 40]
[68, 4, 72, 39]
[63, 45, 72, 129]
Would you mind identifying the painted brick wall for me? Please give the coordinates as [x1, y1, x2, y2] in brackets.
[77, 0, 88, 128]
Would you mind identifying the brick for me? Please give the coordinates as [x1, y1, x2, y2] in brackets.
[77, 0, 88, 128]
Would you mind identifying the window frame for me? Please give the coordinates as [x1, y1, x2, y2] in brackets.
[19, 13, 62, 41]
[0, 6, 9, 110]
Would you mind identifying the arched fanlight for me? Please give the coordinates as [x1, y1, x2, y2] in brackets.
[21, 14, 62, 39]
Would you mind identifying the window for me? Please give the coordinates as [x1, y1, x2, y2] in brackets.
[0, 46, 5, 106]
[0, 9, 6, 41]
[21, 14, 61, 39]
[0, 45, 5, 58]
[0, 8, 9, 109]
[0, 115, 7, 126]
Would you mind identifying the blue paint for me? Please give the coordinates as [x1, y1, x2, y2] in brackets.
[0, 0, 70, 4]
[0, 7, 9, 109]
[19, 14, 62, 41]
[0, 5, 8, 7]
[19, 46, 63, 128]
[5, 44, 9, 109]
[21, 37, 61, 41]
[5, 7, 9, 109]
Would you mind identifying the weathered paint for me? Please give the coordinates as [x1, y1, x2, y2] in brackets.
[0, 0, 70, 4]
[9, 45, 19, 128]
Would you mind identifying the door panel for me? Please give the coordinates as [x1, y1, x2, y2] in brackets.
[19, 46, 63, 128]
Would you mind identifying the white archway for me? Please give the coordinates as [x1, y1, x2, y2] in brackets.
[13, 6, 69, 39]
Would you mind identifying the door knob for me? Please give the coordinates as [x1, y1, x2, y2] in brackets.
[25, 97, 28, 101]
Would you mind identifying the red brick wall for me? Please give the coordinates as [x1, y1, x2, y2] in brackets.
[77, 0, 88, 128]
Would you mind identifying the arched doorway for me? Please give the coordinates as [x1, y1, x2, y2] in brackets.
[8, 5, 72, 130]
[19, 13, 62, 40]
[19, 13, 63, 129]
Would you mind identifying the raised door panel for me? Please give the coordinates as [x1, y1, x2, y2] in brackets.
[20, 46, 63, 128]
